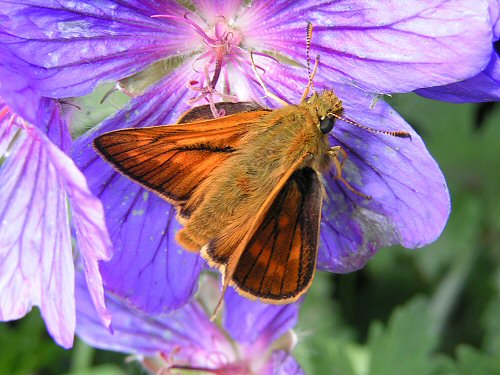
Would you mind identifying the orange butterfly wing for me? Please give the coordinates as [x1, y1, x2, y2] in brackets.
[201, 151, 323, 302]
[202, 152, 312, 267]
[93, 105, 268, 213]
[231, 167, 323, 302]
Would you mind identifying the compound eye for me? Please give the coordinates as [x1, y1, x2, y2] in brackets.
[320, 116, 335, 134]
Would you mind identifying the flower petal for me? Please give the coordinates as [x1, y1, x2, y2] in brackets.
[318, 83, 450, 272]
[0, 125, 75, 348]
[264, 351, 306, 375]
[34, 97, 72, 152]
[44, 132, 113, 330]
[0, 47, 41, 124]
[416, 1, 500, 102]
[73, 66, 202, 314]
[193, 0, 244, 23]
[223, 289, 299, 346]
[415, 50, 500, 102]
[24, 97, 112, 327]
[240, 0, 492, 93]
[75, 272, 230, 359]
[0, 99, 113, 347]
[77, 272, 303, 373]
[0, 0, 197, 97]
[0, 104, 17, 155]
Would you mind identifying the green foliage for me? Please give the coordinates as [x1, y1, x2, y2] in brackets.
[482, 295, 500, 356]
[367, 298, 438, 375]
[0, 310, 71, 375]
[1, 93, 499, 374]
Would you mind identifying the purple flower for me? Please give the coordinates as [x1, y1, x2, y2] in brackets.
[76, 273, 303, 375]
[0, 96, 112, 348]
[417, 0, 500, 102]
[0, 1, 472, 312]
[0, 1, 492, 98]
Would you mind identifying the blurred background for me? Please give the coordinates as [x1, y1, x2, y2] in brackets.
[1, 92, 499, 375]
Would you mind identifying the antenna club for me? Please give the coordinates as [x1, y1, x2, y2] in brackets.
[390, 131, 412, 139]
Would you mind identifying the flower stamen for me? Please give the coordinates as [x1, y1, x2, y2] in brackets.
[154, 13, 243, 117]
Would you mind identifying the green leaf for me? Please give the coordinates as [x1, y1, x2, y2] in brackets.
[367, 297, 438, 375]
[294, 272, 356, 374]
[481, 295, 500, 355]
[415, 193, 482, 284]
[427, 197, 482, 337]
[454, 345, 500, 375]
[428, 355, 456, 375]
[296, 340, 362, 375]
[0, 310, 72, 375]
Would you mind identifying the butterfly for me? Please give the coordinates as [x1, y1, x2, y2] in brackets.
[93, 24, 409, 308]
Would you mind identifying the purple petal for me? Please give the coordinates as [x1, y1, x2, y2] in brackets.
[0, 124, 75, 348]
[319, 83, 450, 272]
[44, 132, 113, 330]
[416, 1, 500, 102]
[0, 101, 113, 347]
[76, 272, 232, 362]
[0, 1, 197, 97]
[223, 289, 299, 346]
[18, 97, 112, 327]
[263, 351, 306, 375]
[0, 94, 73, 153]
[180, 55, 449, 274]
[240, 0, 493, 93]
[35, 98, 73, 153]
[0, 104, 17, 155]
[73, 66, 202, 314]
[77, 273, 301, 373]
[0, 47, 41, 124]
[193, 0, 244, 23]
[415, 51, 500, 102]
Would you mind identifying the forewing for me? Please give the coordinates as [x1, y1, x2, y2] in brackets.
[93, 110, 268, 208]
[232, 167, 323, 302]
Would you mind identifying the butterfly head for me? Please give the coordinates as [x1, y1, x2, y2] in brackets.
[306, 90, 344, 135]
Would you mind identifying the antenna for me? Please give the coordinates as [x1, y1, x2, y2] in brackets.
[306, 21, 315, 94]
[331, 113, 412, 138]
[300, 22, 319, 102]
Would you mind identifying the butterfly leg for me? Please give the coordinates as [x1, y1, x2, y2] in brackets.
[328, 146, 372, 199]
[250, 52, 290, 106]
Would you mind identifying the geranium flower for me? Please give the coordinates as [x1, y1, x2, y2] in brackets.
[76, 274, 303, 375]
[0, 1, 489, 313]
[0, 91, 112, 348]
[417, 0, 500, 102]
[0, 1, 492, 98]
